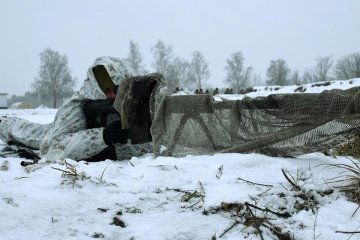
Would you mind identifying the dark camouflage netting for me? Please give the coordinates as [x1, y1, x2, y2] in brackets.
[150, 86, 360, 157]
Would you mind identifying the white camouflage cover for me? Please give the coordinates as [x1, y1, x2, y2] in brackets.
[0, 56, 136, 161]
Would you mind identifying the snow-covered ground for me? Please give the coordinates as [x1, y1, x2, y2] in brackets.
[1, 79, 360, 240]
[217, 78, 360, 101]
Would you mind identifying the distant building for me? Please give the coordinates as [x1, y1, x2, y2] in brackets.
[0, 93, 8, 109]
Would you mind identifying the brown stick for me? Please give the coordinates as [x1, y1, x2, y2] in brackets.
[237, 177, 273, 188]
[281, 168, 300, 190]
[185, 200, 202, 209]
[219, 220, 240, 238]
[335, 231, 360, 234]
[245, 202, 291, 219]
[245, 202, 265, 240]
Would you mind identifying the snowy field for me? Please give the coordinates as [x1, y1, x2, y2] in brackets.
[1, 79, 360, 240]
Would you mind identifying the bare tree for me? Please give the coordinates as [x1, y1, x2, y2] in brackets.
[289, 69, 301, 85]
[125, 40, 145, 74]
[244, 66, 253, 86]
[167, 57, 190, 91]
[224, 51, 253, 93]
[32, 48, 76, 108]
[313, 56, 333, 82]
[151, 40, 180, 90]
[266, 59, 290, 86]
[302, 69, 315, 84]
[334, 52, 360, 80]
[188, 51, 210, 90]
[151, 40, 174, 77]
[252, 73, 263, 86]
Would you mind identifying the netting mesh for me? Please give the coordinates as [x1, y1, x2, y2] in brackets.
[150, 86, 360, 157]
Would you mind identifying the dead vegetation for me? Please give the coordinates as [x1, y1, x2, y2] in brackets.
[48, 143, 360, 239]
[51, 161, 115, 187]
[52, 160, 90, 186]
[92, 232, 105, 238]
[320, 157, 360, 208]
[335, 137, 360, 159]
[52, 160, 89, 180]
[0, 160, 9, 171]
[207, 160, 360, 239]
[111, 216, 126, 228]
[166, 181, 205, 209]
[323, 137, 360, 209]
[208, 201, 293, 240]
[205, 168, 337, 240]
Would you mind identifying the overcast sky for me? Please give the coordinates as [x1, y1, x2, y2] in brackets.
[0, 0, 359, 95]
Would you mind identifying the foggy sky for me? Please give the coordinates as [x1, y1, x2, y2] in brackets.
[0, 0, 359, 96]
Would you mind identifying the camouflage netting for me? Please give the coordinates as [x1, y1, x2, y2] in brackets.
[114, 75, 360, 158]
[150, 86, 360, 158]
[113, 73, 168, 159]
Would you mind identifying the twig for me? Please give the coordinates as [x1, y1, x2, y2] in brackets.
[337, 225, 360, 240]
[313, 211, 320, 240]
[51, 166, 70, 174]
[281, 168, 300, 190]
[352, 205, 360, 218]
[219, 220, 240, 238]
[166, 187, 191, 194]
[183, 190, 199, 202]
[245, 202, 264, 240]
[335, 231, 360, 234]
[237, 177, 273, 188]
[186, 200, 202, 209]
[245, 202, 291, 218]
[280, 183, 289, 191]
[15, 176, 30, 180]
[257, 187, 272, 197]
[263, 222, 293, 240]
[100, 167, 107, 181]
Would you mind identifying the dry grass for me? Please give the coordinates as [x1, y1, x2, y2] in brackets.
[330, 137, 360, 205]
[335, 137, 360, 159]
[52, 160, 90, 186]
[321, 158, 360, 205]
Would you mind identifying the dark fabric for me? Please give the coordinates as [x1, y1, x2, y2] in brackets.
[83, 146, 117, 162]
[83, 99, 119, 129]
[114, 73, 162, 129]
[0, 143, 40, 166]
[103, 120, 128, 145]
[114, 74, 160, 144]
[132, 77, 158, 98]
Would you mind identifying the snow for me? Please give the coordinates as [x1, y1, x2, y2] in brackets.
[215, 78, 360, 101]
[1, 79, 360, 240]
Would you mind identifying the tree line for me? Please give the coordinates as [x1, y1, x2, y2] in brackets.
[8, 40, 360, 108]
[266, 54, 360, 86]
